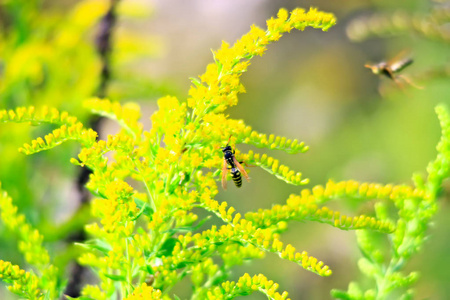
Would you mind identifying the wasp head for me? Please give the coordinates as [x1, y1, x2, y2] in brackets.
[221, 145, 232, 153]
[364, 62, 386, 75]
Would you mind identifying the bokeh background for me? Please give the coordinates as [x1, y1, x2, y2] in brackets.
[1, 0, 450, 299]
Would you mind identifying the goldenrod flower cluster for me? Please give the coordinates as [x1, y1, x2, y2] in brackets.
[0, 186, 58, 299]
[188, 7, 335, 116]
[124, 283, 162, 300]
[0, 260, 42, 300]
[207, 273, 290, 300]
[245, 179, 429, 233]
[0, 106, 78, 125]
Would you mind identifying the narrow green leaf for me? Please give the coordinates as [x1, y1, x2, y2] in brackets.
[103, 273, 126, 281]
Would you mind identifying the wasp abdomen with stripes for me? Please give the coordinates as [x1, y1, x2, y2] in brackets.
[230, 168, 242, 188]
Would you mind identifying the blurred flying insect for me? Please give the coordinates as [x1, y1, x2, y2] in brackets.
[365, 51, 423, 89]
[221, 137, 250, 189]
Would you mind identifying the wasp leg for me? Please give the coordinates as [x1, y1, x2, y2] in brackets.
[392, 75, 406, 90]
[222, 159, 228, 190]
[239, 161, 254, 168]
[398, 74, 424, 89]
[233, 157, 250, 182]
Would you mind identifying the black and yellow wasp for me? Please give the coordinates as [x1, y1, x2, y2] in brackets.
[365, 51, 422, 89]
[221, 138, 250, 189]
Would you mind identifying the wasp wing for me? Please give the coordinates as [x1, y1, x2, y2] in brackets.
[222, 159, 228, 190]
[387, 50, 413, 73]
[233, 157, 250, 182]
[390, 58, 413, 73]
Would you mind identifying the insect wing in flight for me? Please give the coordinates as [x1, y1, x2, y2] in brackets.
[390, 57, 413, 73]
[386, 50, 412, 73]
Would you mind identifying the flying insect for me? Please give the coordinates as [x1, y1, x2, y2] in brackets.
[221, 138, 250, 189]
[365, 51, 422, 89]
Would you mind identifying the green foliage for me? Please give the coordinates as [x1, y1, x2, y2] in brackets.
[327, 3, 450, 299]
[0, 2, 448, 300]
[0, 186, 59, 299]
[329, 106, 448, 299]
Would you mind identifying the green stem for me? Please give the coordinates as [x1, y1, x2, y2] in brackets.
[165, 165, 174, 194]
[124, 237, 132, 297]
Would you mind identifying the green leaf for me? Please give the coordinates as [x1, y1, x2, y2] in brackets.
[131, 202, 148, 221]
[158, 238, 178, 256]
[217, 61, 223, 74]
[211, 268, 229, 286]
[204, 104, 219, 114]
[76, 239, 112, 255]
[90, 190, 107, 199]
[190, 77, 202, 87]
[174, 261, 189, 269]
[104, 273, 126, 281]
[134, 197, 154, 218]
[178, 172, 191, 186]
[146, 264, 155, 275]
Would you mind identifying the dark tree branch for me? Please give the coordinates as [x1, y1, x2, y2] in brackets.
[64, 1, 119, 297]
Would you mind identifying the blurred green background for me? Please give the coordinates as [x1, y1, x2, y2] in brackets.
[1, 0, 449, 299]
